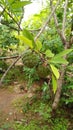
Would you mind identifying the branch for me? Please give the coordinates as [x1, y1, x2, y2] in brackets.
[1, 20, 19, 31]
[50, 0, 67, 44]
[50, 0, 60, 33]
[18, 7, 24, 34]
[69, 15, 73, 48]
[0, 49, 28, 86]
[62, 0, 68, 38]
[0, 5, 22, 31]
[34, 0, 60, 41]
[0, 55, 19, 60]
[1, 20, 41, 32]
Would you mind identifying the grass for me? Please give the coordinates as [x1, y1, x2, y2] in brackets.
[12, 93, 69, 130]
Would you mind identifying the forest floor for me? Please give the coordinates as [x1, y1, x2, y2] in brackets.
[0, 81, 73, 130]
[0, 81, 41, 129]
[0, 85, 25, 125]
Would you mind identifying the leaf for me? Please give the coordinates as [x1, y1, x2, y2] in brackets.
[50, 49, 73, 64]
[55, 49, 73, 57]
[52, 74, 57, 93]
[64, 85, 73, 89]
[7, 0, 14, 4]
[35, 40, 42, 51]
[22, 29, 35, 47]
[16, 35, 33, 48]
[23, 29, 34, 41]
[50, 64, 59, 79]
[45, 49, 54, 58]
[12, 1, 31, 9]
[50, 57, 68, 64]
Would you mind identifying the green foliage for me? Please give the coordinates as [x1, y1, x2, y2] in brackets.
[24, 7, 49, 29]
[52, 74, 57, 93]
[0, 25, 18, 49]
[22, 29, 35, 45]
[0, 60, 8, 70]
[17, 35, 34, 49]
[50, 64, 59, 79]
[45, 49, 54, 58]
[34, 102, 52, 121]
[50, 49, 73, 64]
[3, 66, 24, 84]
[11, 1, 31, 10]
[13, 116, 68, 130]
[52, 118, 68, 130]
[13, 94, 68, 130]
[35, 40, 42, 51]
[67, 51, 73, 64]
[1, 123, 12, 130]
[0, 0, 31, 22]
[41, 82, 50, 101]
[50, 64, 59, 93]
[61, 64, 73, 106]
[13, 121, 41, 130]
[0, 0, 73, 118]
[62, 84, 73, 105]
[23, 66, 39, 87]
[41, 35, 64, 54]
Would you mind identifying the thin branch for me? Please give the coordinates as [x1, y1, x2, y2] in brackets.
[62, 0, 68, 37]
[50, 0, 67, 44]
[34, 0, 60, 41]
[6, 11, 21, 31]
[50, 0, 60, 33]
[1, 20, 20, 31]
[0, 55, 19, 60]
[0, 48, 28, 86]
[0, 5, 22, 31]
[1, 20, 41, 32]
[69, 15, 73, 48]
[18, 7, 24, 34]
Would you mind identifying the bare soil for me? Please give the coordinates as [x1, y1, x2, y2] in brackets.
[0, 85, 25, 126]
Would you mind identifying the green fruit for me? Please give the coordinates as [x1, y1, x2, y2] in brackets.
[22, 50, 40, 68]
[37, 64, 50, 78]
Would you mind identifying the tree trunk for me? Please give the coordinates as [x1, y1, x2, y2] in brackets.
[52, 65, 66, 110]
[52, 42, 69, 111]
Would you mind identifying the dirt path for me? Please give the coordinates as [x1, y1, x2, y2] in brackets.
[0, 86, 25, 125]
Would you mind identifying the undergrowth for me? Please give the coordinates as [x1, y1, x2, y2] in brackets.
[13, 92, 69, 130]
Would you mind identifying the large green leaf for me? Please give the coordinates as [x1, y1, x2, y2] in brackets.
[7, 0, 14, 4]
[50, 49, 73, 64]
[12, 1, 31, 9]
[50, 64, 59, 79]
[50, 57, 68, 64]
[52, 74, 57, 93]
[45, 49, 54, 58]
[17, 35, 33, 48]
[0, 0, 6, 6]
[35, 40, 42, 51]
[22, 29, 35, 47]
[23, 29, 34, 41]
[55, 49, 73, 57]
